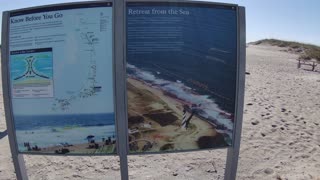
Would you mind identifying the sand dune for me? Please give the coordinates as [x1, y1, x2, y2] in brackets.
[1, 45, 320, 179]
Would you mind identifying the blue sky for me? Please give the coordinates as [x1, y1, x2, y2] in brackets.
[0, 0, 320, 45]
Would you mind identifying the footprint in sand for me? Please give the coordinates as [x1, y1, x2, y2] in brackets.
[264, 168, 274, 175]
[251, 120, 259, 125]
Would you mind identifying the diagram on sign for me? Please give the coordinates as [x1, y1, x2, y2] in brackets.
[10, 48, 53, 98]
[14, 56, 50, 80]
[52, 32, 102, 111]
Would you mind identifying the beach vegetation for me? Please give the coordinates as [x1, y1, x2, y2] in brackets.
[253, 39, 320, 62]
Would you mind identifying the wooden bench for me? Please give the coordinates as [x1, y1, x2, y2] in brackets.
[297, 59, 318, 71]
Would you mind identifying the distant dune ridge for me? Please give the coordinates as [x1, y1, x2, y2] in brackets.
[1, 41, 320, 179]
[250, 39, 320, 62]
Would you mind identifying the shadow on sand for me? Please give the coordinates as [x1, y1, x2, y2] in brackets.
[0, 130, 8, 139]
[301, 68, 320, 73]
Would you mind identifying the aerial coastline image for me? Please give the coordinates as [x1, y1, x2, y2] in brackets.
[126, 4, 237, 152]
[127, 65, 235, 153]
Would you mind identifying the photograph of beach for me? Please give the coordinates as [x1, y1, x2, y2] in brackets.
[15, 113, 116, 154]
[126, 3, 237, 153]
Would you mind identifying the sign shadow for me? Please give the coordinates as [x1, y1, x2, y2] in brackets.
[0, 130, 8, 139]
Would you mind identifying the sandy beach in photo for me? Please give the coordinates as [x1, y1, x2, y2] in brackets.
[32, 142, 116, 155]
[1, 44, 320, 179]
[16, 125, 117, 154]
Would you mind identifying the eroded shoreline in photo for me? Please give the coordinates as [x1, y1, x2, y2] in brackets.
[127, 77, 230, 152]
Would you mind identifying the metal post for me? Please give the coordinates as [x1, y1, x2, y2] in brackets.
[114, 0, 129, 180]
[224, 6, 246, 180]
[1, 11, 29, 180]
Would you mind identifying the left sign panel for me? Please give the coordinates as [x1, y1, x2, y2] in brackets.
[8, 2, 116, 155]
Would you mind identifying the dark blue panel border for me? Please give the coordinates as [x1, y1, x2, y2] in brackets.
[10, 2, 112, 17]
[127, 2, 237, 10]
[10, 48, 52, 55]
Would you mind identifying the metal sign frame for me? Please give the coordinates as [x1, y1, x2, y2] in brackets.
[2, 10, 29, 180]
[1, 0, 245, 180]
[2, 1, 116, 156]
[225, 5, 246, 180]
[2, 1, 118, 179]
[122, 2, 245, 179]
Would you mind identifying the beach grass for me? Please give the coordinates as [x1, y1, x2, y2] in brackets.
[253, 39, 320, 62]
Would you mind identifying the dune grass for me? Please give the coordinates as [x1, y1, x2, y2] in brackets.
[253, 39, 320, 62]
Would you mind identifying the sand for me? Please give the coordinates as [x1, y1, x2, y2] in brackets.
[1, 45, 320, 179]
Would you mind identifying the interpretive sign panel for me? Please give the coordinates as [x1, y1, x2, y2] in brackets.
[7, 2, 116, 154]
[126, 2, 238, 153]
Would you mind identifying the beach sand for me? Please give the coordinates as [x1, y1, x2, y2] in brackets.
[26, 142, 116, 155]
[1, 45, 320, 179]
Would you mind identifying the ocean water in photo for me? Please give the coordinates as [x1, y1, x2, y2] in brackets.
[127, 5, 237, 114]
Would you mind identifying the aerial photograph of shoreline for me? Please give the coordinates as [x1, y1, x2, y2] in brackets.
[127, 65, 235, 153]
[126, 3, 237, 153]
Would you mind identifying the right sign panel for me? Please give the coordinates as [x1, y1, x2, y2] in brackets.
[126, 2, 237, 153]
